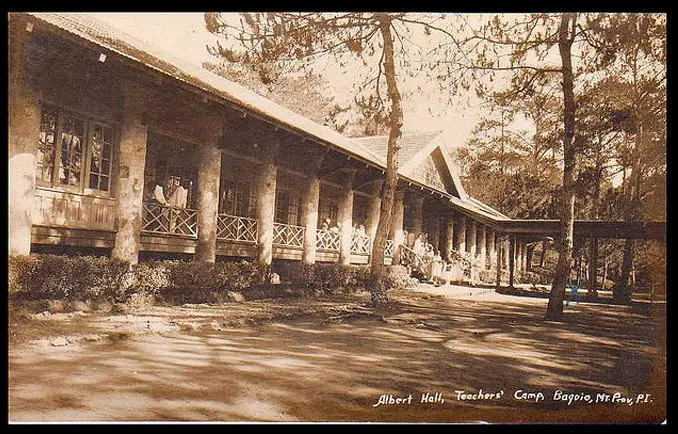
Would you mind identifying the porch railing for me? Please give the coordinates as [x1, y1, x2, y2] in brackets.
[217, 213, 258, 244]
[273, 222, 305, 248]
[351, 233, 371, 256]
[316, 228, 340, 252]
[384, 240, 395, 258]
[142, 203, 198, 238]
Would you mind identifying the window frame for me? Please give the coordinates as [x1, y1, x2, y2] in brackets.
[36, 104, 116, 197]
[83, 122, 115, 196]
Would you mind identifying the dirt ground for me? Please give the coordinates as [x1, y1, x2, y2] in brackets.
[8, 285, 666, 424]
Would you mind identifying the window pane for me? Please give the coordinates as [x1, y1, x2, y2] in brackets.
[38, 109, 58, 184]
[103, 127, 113, 144]
[89, 173, 100, 190]
[100, 176, 109, 191]
[91, 126, 103, 171]
[58, 116, 85, 187]
[87, 124, 113, 192]
[103, 142, 112, 159]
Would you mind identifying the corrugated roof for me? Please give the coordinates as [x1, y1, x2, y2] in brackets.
[28, 12, 386, 168]
[25, 12, 513, 224]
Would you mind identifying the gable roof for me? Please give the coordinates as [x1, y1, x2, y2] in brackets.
[354, 131, 471, 201]
[352, 130, 442, 170]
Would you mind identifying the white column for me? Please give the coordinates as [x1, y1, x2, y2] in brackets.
[338, 170, 355, 265]
[111, 81, 151, 264]
[301, 174, 320, 265]
[365, 181, 383, 245]
[195, 143, 222, 262]
[457, 215, 466, 254]
[469, 219, 478, 259]
[9, 16, 40, 256]
[444, 212, 455, 261]
[479, 224, 487, 269]
[255, 158, 277, 266]
[488, 229, 497, 269]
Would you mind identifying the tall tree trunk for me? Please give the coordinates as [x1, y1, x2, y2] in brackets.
[368, 16, 403, 308]
[546, 13, 577, 320]
[617, 116, 643, 304]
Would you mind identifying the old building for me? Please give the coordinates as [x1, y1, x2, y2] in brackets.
[8, 13, 665, 288]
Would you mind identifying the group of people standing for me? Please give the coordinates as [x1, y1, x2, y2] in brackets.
[150, 176, 190, 209]
[144, 175, 193, 234]
[411, 232, 447, 285]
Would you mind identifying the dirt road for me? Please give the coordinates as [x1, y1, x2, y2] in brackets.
[8, 288, 666, 423]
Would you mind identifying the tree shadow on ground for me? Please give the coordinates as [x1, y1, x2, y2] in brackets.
[8, 291, 666, 423]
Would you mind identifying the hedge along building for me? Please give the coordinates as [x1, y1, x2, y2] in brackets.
[9, 13, 666, 289]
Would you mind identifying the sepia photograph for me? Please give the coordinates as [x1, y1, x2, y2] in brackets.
[8, 12, 666, 424]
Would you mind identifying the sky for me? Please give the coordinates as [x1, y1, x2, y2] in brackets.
[91, 13, 489, 149]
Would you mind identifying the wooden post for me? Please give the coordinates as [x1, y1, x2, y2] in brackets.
[488, 229, 496, 270]
[444, 212, 455, 262]
[478, 224, 487, 269]
[469, 220, 477, 259]
[412, 196, 424, 239]
[8, 16, 41, 256]
[301, 155, 323, 265]
[495, 234, 503, 288]
[194, 143, 222, 262]
[589, 237, 598, 294]
[255, 144, 279, 267]
[365, 181, 383, 247]
[338, 170, 355, 265]
[520, 240, 530, 273]
[509, 235, 516, 288]
[111, 80, 152, 264]
[503, 237, 510, 270]
[457, 215, 466, 254]
[431, 214, 441, 252]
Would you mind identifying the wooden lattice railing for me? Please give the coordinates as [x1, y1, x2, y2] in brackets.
[316, 228, 340, 251]
[351, 233, 371, 256]
[273, 222, 305, 248]
[142, 203, 198, 238]
[217, 214, 258, 243]
[384, 240, 395, 258]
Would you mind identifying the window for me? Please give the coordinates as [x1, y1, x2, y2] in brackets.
[319, 196, 339, 225]
[220, 179, 256, 218]
[58, 116, 85, 187]
[275, 190, 302, 225]
[88, 124, 113, 192]
[37, 105, 115, 195]
[37, 109, 58, 184]
[143, 135, 198, 209]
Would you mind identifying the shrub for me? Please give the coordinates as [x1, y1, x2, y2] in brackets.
[12, 255, 129, 303]
[288, 263, 412, 294]
[8, 253, 412, 308]
[130, 261, 172, 294]
[8, 255, 38, 293]
[151, 259, 269, 304]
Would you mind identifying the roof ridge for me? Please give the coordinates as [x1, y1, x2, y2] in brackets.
[352, 129, 443, 140]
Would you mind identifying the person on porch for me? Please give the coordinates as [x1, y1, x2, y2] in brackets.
[152, 181, 168, 206]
